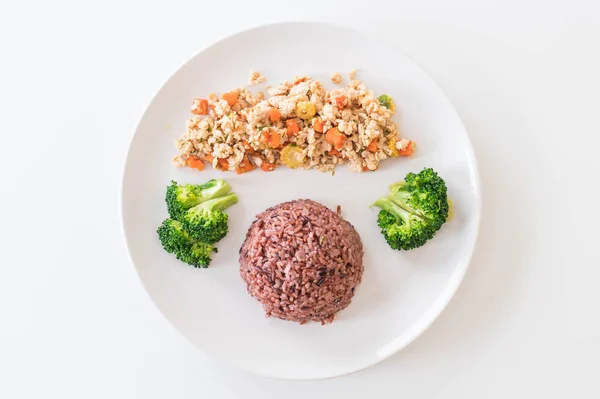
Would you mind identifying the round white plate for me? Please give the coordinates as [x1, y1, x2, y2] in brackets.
[121, 22, 480, 380]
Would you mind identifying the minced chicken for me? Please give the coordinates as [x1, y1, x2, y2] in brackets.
[174, 73, 414, 174]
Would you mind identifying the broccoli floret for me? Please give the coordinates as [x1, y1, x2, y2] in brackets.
[157, 218, 189, 253]
[157, 219, 216, 268]
[177, 241, 217, 268]
[166, 179, 231, 221]
[182, 193, 238, 243]
[373, 168, 449, 250]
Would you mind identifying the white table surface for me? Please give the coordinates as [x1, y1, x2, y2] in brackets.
[1, 0, 599, 397]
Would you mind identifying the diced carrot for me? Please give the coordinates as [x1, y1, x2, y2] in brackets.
[328, 148, 340, 156]
[242, 140, 255, 154]
[191, 99, 209, 115]
[186, 156, 205, 171]
[313, 118, 324, 133]
[222, 92, 239, 106]
[236, 156, 256, 174]
[258, 130, 282, 148]
[335, 95, 346, 108]
[261, 160, 276, 171]
[366, 139, 378, 153]
[325, 127, 346, 150]
[269, 108, 281, 122]
[286, 119, 300, 136]
[204, 154, 214, 162]
[258, 131, 269, 144]
[398, 140, 415, 156]
[217, 158, 229, 171]
[267, 132, 281, 148]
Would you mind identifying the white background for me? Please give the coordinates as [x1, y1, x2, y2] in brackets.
[1, 0, 598, 398]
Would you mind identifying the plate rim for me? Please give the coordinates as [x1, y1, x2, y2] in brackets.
[120, 20, 482, 380]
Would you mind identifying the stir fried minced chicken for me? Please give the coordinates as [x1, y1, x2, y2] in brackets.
[173, 73, 415, 174]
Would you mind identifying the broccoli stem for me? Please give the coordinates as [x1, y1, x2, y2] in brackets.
[193, 192, 238, 212]
[388, 188, 430, 221]
[197, 180, 232, 201]
[373, 197, 413, 226]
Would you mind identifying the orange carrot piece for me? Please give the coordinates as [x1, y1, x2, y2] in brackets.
[267, 132, 281, 148]
[242, 140, 255, 154]
[261, 160, 276, 171]
[366, 139, 378, 152]
[191, 99, 209, 115]
[335, 95, 346, 108]
[269, 108, 281, 122]
[217, 158, 229, 171]
[325, 127, 346, 150]
[362, 164, 377, 172]
[313, 118, 324, 133]
[186, 156, 205, 171]
[258, 131, 269, 144]
[328, 148, 340, 156]
[204, 154, 214, 162]
[286, 119, 300, 136]
[222, 92, 239, 106]
[398, 140, 414, 156]
[236, 156, 256, 174]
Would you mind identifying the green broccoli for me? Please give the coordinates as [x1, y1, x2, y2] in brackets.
[373, 168, 449, 250]
[182, 193, 238, 243]
[166, 179, 231, 221]
[157, 219, 216, 268]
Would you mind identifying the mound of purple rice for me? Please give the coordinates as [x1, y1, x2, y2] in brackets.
[239, 199, 364, 324]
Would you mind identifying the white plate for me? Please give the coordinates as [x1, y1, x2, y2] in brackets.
[121, 22, 481, 380]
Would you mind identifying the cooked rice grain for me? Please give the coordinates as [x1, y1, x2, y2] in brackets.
[239, 200, 364, 324]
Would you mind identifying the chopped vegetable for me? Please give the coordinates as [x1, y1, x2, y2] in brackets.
[191, 99, 209, 115]
[165, 179, 231, 221]
[222, 92, 239, 106]
[398, 140, 414, 156]
[387, 138, 399, 157]
[372, 168, 449, 250]
[242, 140, 255, 154]
[259, 130, 282, 148]
[186, 156, 205, 171]
[366, 139, 378, 153]
[286, 119, 300, 136]
[362, 165, 377, 172]
[335, 95, 346, 108]
[328, 148, 340, 156]
[236, 156, 256, 174]
[378, 94, 395, 113]
[295, 101, 316, 120]
[325, 127, 346, 150]
[269, 108, 281, 122]
[159, 178, 240, 268]
[217, 158, 229, 171]
[205, 154, 214, 162]
[260, 160, 276, 171]
[267, 131, 281, 148]
[313, 118, 324, 133]
[157, 219, 216, 268]
[258, 131, 269, 144]
[182, 193, 238, 243]
[280, 145, 303, 168]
